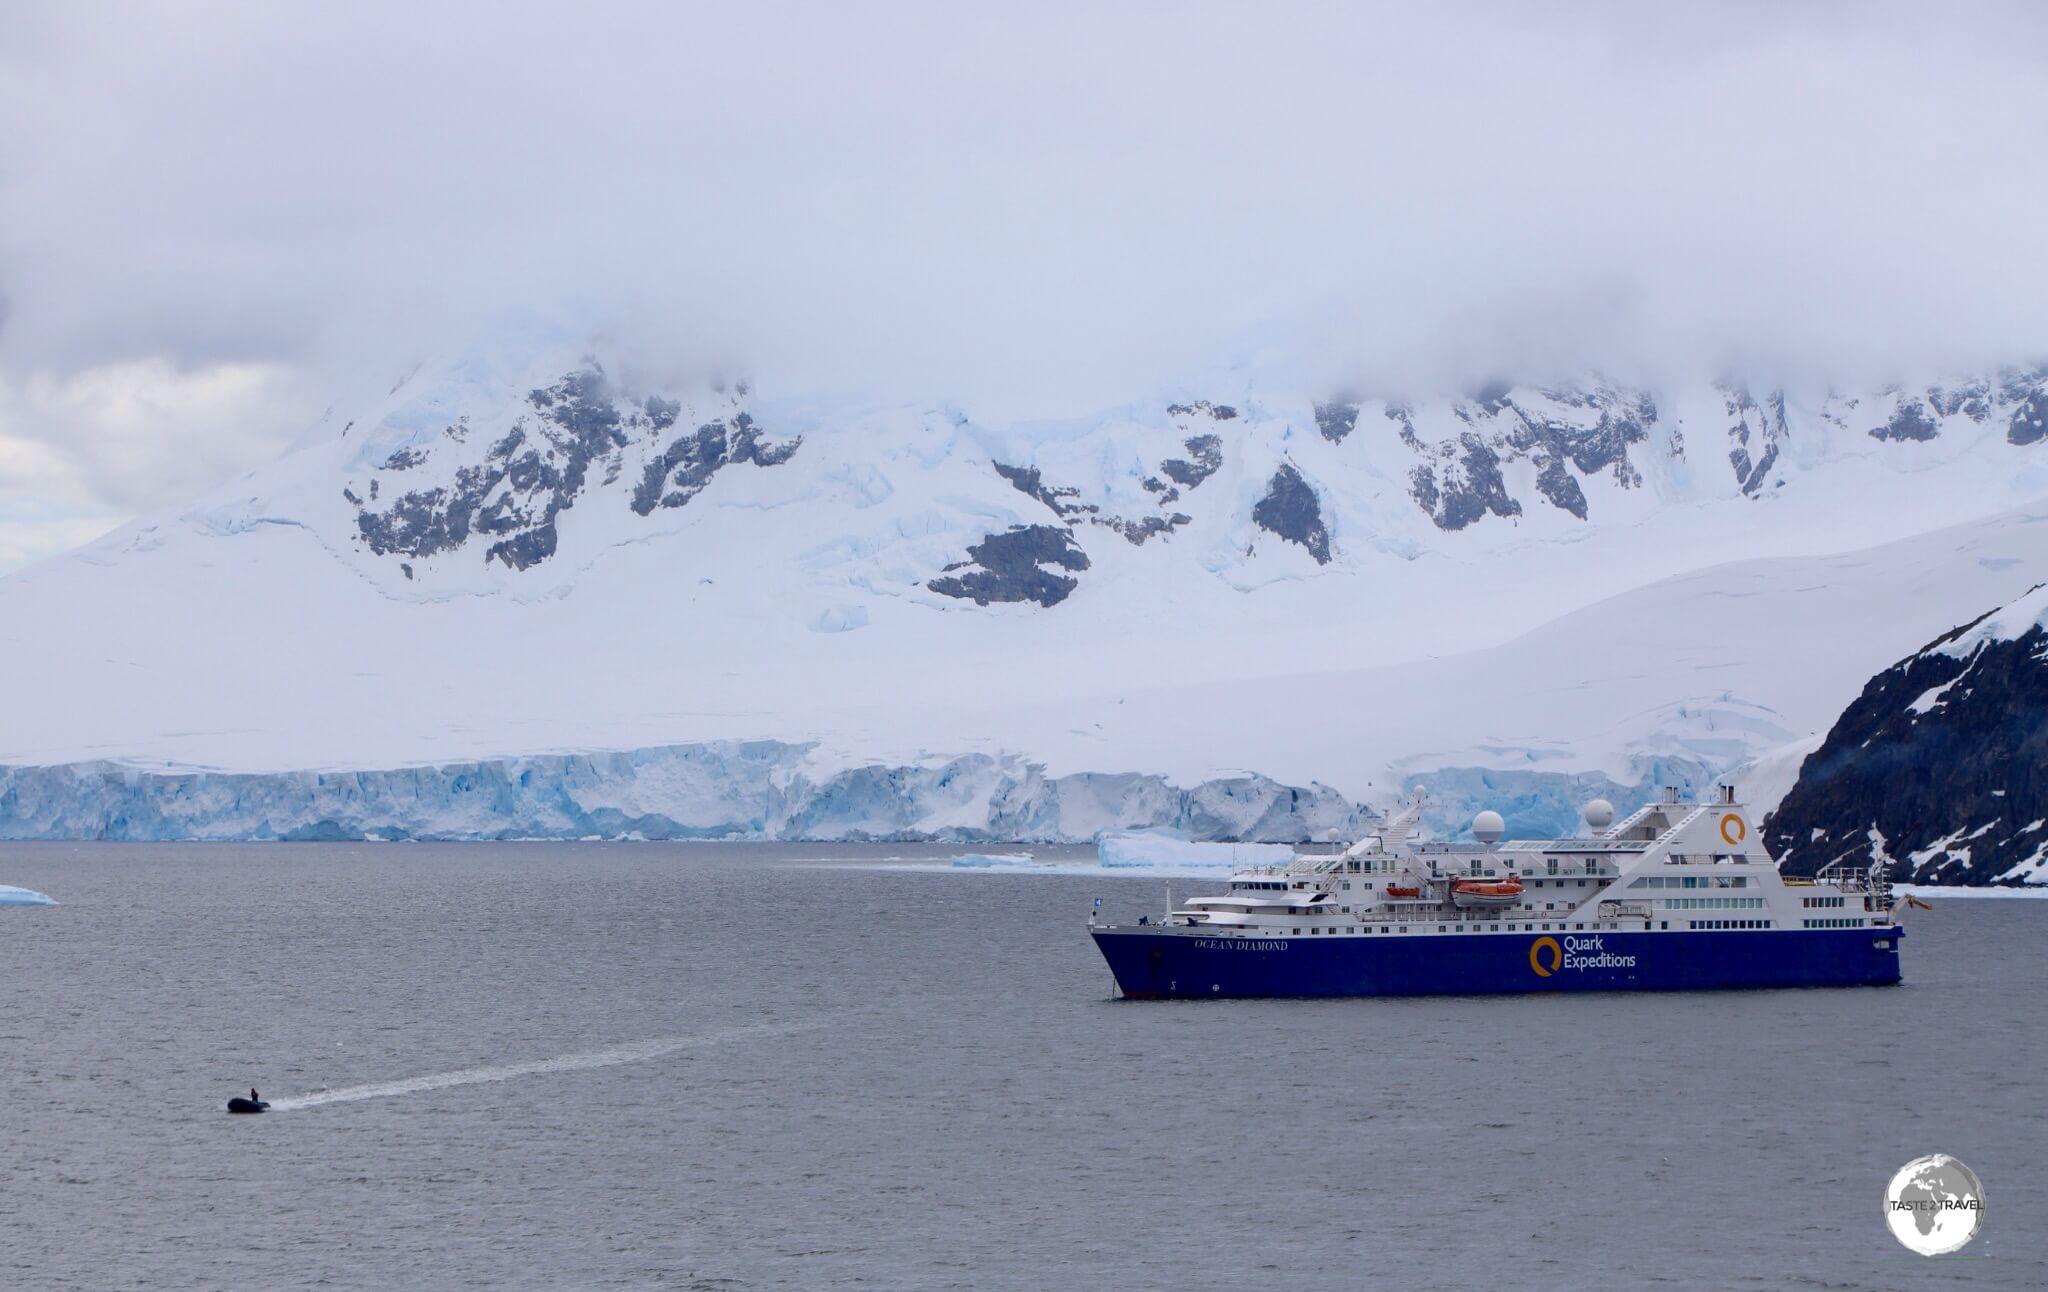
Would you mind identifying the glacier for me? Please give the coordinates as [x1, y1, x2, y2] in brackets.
[0, 742, 1763, 846]
[0, 743, 1375, 843]
[0, 885, 56, 905]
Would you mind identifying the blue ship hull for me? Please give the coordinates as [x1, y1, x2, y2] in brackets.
[1091, 925, 1904, 998]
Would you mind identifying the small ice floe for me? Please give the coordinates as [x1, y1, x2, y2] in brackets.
[0, 885, 57, 906]
[949, 852, 1039, 868]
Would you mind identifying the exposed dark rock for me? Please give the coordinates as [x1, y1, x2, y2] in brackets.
[1409, 434, 1522, 531]
[999, 456, 1193, 545]
[1501, 390, 1651, 515]
[929, 525, 1091, 607]
[630, 413, 800, 516]
[1252, 464, 1330, 564]
[1869, 398, 1938, 442]
[631, 423, 732, 515]
[1766, 591, 2048, 885]
[1314, 401, 1361, 443]
[1929, 379, 1990, 421]
[993, 462, 1097, 519]
[1533, 458, 1587, 519]
[1724, 386, 1788, 496]
[2006, 375, 2048, 446]
[1166, 400, 1238, 420]
[1158, 434, 1222, 489]
[1401, 384, 1651, 528]
[730, 416, 801, 467]
[1092, 513, 1190, 545]
[359, 369, 632, 568]
[353, 367, 797, 571]
[1385, 402, 1422, 448]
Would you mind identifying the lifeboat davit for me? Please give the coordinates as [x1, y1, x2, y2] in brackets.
[1384, 885, 1421, 899]
[1451, 877, 1524, 909]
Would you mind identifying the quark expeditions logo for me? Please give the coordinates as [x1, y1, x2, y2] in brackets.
[1528, 934, 1636, 977]
[1884, 1155, 1984, 1256]
[1720, 812, 1747, 846]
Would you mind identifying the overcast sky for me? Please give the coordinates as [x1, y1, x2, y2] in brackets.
[2, 0, 2046, 571]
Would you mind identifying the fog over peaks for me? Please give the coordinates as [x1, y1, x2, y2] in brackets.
[1, 1, 2046, 563]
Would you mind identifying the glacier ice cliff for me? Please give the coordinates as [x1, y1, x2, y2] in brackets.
[0, 742, 1379, 844]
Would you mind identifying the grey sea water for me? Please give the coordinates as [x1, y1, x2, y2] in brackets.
[0, 842, 2042, 1291]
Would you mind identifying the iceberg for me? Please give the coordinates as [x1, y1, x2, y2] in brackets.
[0, 885, 55, 905]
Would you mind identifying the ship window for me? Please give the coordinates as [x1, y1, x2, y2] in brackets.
[1660, 921, 1668, 930]
[1574, 923, 1584, 930]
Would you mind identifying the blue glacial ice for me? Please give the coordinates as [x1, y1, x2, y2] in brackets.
[0, 742, 1373, 844]
[949, 852, 1041, 867]
[0, 741, 1733, 845]
[0, 885, 56, 905]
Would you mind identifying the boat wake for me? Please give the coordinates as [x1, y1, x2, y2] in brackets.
[266, 1020, 820, 1111]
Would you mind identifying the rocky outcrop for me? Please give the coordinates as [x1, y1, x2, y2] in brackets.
[1157, 434, 1222, 490]
[1766, 588, 2048, 885]
[1314, 401, 1361, 443]
[1253, 464, 1330, 564]
[929, 525, 1092, 607]
[1724, 385, 1788, 496]
[352, 366, 798, 571]
[1393, 382, 1651, 530]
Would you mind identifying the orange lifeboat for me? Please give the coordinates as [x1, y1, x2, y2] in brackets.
[1384, 884, 1421, 899]
[1451, 877, 1524, 909]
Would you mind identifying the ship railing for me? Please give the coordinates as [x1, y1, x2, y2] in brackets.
[1816, 863, 1876, 893]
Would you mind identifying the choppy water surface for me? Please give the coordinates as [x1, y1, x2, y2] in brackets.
[1, 842, 2042, 1290]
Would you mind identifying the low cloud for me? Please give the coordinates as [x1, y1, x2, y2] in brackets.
[2, 0, 2046, 563]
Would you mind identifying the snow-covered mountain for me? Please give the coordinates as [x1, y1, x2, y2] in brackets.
[1766, 586, 2048, 886]
[3, 333, 2047, 843]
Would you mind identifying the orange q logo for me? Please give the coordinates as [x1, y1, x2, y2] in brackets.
[1720, 813, 1747, 846]
[1529, 936, 1562, 977]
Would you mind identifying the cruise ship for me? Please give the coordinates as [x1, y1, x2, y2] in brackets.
[1089, 786, 1903, 998]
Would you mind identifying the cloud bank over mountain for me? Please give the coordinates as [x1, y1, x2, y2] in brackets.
[2, 1, 2047, 568]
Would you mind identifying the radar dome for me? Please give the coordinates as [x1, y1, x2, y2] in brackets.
[1583, 799, 1615, 830]
[1471, 810, 1505, 845]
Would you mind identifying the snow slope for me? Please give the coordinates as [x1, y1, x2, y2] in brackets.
[3, 335, 2047, 841]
